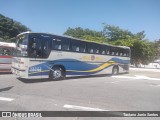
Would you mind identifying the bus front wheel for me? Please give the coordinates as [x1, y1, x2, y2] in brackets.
[49, 66, 65, 80]
[112, 66, 119, 75]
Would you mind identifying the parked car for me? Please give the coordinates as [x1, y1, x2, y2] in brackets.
[0, 42, 16, 73]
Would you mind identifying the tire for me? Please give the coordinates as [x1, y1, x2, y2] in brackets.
[49, 66, 65, 80]
[112, 66, 119, 75]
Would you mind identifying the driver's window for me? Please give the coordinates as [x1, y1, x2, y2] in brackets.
[30, 37, 42, 58]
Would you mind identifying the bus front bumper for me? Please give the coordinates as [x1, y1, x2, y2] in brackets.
[11, 66, 28, 78]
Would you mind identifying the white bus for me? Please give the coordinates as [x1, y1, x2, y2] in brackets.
[0, 42, 16, 72]
[12, 32, 130, 80]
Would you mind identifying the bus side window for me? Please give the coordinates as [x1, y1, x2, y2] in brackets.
[2, 48, 11, 55]
[100, 46, 106, 55]
[79, 46, 85, 53]
[87, 43, 99, 54]
[53, 37, 70, 51]
[106, 46, 110, 55]
[126, 50, 129, 57]
[101, 50, 105, 54]
[52, 39, 62, 50]
[123, 50, 129, 57]
[71, 46, 78, 52]
[94, 47, 99, 54]
[71, 40, 85, 53]
[55, 44, 61, 50]
[119, 48, 124, 57]
[79, 42, 86, 53]
[106, 50, 110, 55]
[61, 38, 70, 51]
[89, 49, 93, 53]
[62, 44, 69, 51]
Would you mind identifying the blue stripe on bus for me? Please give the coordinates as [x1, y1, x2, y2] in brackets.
[28, 58, 130, 76]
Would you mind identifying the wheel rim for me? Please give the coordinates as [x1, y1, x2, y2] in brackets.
[53, 69, 62, 79]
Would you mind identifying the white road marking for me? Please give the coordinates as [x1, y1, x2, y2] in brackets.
[150, 84, 160, 87]
[0, 97, 14, 101]
[112, 75, 160, 81]
[112, 76, 136, 79]
[130, 68, 160, 72]
[111, 82, 118, 84]
[63, 104, 108, 111]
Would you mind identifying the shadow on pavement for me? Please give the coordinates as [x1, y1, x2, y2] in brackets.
[0, 86, 14, 92]
[17, 74, 113, 84]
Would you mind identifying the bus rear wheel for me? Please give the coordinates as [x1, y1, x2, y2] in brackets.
[112, 66, 119, 75]
[49, 66, 65, 80]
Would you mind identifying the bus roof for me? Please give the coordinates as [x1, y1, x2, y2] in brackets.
[0, 42, 16, 48]
[17, 31, 130, 49]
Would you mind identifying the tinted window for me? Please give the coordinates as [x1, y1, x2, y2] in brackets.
[16, 34, 28, 57]
[0, 47, 16, 56]
[124, 49, 130, 57]
[87, 43, 99, 54]
[28, 34, 52, 58]
[71, 40, 86, 52]
[52, 37, 70, 51]
[100, 45, 110, 55]
[110, 47, 119, 56]
[106, 46, 110, 55]
[119, 48, 130, 57]
[0, 47, 11, 55]
[29, 37, 42, 58]
[100, 46, 106, 55]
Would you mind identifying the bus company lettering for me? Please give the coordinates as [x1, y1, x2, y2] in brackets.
[29, 67, 41, 72]
[83, 56, 90, 61]
[83, 55, 103, 61]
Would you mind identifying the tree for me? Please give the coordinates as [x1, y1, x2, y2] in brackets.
[64, 27, 103, 38]
[102, 24, 145, 41]
[64, 27, 107, 43]
[154, 39, 160, 60]
[0, 14, 30, 42]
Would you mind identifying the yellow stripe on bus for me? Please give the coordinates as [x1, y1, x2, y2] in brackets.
[67, 61, 116, 73]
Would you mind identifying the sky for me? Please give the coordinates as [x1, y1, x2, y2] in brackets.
[0, 0, 160, 41]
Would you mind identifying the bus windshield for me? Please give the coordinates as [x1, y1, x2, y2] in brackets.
[16, 34, 28, 57]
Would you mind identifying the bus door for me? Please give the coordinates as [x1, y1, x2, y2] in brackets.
[29, 35, 51, 78]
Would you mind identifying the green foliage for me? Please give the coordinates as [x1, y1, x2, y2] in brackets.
[81, 35, 107, 43]
[102, 24, 145, 41]
[0, 14, 30, 42]
[131, 40, 156, 65]
[64, 27, 107, 43]
[64, 27, 103, 38]
[154, 39, 160, 60]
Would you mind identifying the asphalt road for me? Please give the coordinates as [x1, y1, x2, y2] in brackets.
[0, 68, 160, 120]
